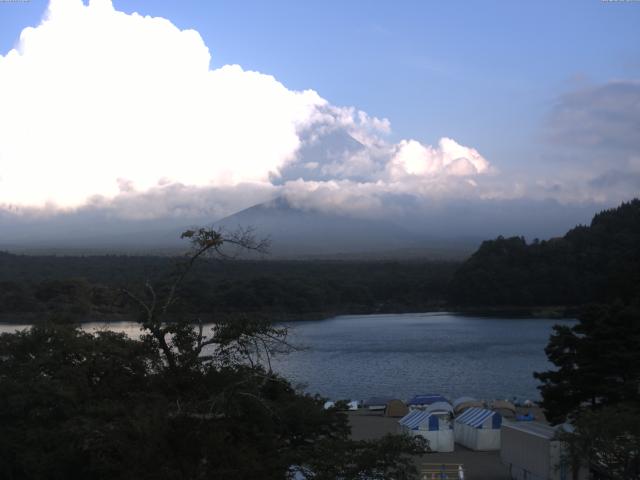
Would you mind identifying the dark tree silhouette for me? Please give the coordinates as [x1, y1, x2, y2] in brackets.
[534, 301, 640, 425]
[449, 199, 640, 307]
[0, 227, 427, 480]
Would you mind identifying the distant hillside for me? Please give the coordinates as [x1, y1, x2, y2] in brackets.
[215, 197, 477, 259]
[1, 192, 600, 258]
[448, 199, 640, 307]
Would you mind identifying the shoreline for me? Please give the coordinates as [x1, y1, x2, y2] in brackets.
[0, 305, 579, 325]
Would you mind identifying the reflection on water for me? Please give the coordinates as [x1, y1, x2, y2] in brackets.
[0, 313, 573, 402]
[0, 322, 143, 338]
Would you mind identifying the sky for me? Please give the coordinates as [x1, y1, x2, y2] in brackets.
[0, 0, 639, 244]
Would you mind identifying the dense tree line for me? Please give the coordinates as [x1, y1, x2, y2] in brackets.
[3, 201, 640, 476]
[535, 301, 640, 424]
[449, 199, 640, 307]
[2, 199, 639, 320]
[0, 254, 457, 319]
[525, 202, 640, 477]
[534, 300, 640, 478]
[0, 228, 427, 479]
[0, 319, 428, 480]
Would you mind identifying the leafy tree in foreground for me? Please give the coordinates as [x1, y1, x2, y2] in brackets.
[558, 406, 640, 480]
[534, 301, 640, 424]
[535, 300, 640, 478]
[0, 227, 426, 480]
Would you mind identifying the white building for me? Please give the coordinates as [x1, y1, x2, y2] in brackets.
[500, 422, 587, 480]
[398, 410, 454, 452]
[454, 407, 501, 451]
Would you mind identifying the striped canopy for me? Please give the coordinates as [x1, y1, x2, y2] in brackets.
[399, 410, 441, 431]
[455, 408, 502, 429]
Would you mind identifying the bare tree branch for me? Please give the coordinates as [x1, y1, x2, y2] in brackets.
[122, 225, 290, 376]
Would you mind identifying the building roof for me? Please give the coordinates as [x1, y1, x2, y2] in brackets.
[452, 396, 477, 408]
[384, 399, 409, 417]
[491, 399, 516, 412]
[502, 421, 558, 439]
[365, 396, 393, 406]
[407, 394, 447, 406]
[455, 408, 501, 428]
[425, 401, 454, 415]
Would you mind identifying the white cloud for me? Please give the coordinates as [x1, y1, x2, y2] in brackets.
[0, 0, 324, 207]
[0, 0, 491, 218]
[387, 137, 489, 179]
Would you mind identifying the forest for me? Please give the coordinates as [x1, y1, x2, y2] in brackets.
[1, 199, 639, 320]
[0, 228, 428, 479]
[449, 199, 640, 307]
[0, 253, 457, 320]
[1, 202, 639, 477]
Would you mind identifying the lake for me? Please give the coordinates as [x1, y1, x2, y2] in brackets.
[0, 312, 573, 402]
[271, 313, 574, 402]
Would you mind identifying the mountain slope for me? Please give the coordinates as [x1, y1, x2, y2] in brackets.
[214, 197, 476, 259]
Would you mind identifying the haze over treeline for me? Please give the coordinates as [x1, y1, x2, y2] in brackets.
[2, 199, 638, 320]
[0, 197, 599, 257]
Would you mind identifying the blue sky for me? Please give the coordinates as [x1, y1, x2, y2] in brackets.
[0, 0, 639, 239]
[2, 0, 638, 169]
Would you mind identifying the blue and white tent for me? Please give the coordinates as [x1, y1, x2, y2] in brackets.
[398, 410, 454, 452]
[406, 394, 448, 408]
[399, 410, 436, 430]
[454, 407, 502, 451]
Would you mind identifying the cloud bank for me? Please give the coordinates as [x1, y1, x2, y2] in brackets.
[548, 80, 640, 153]
[0, 0, 492, 220]
[0, 0, 637, 242]
[543, 80, 640, 204]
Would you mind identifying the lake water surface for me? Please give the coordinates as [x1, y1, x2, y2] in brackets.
[0, 313, 573, 402]
[271, 313, 574, 402]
